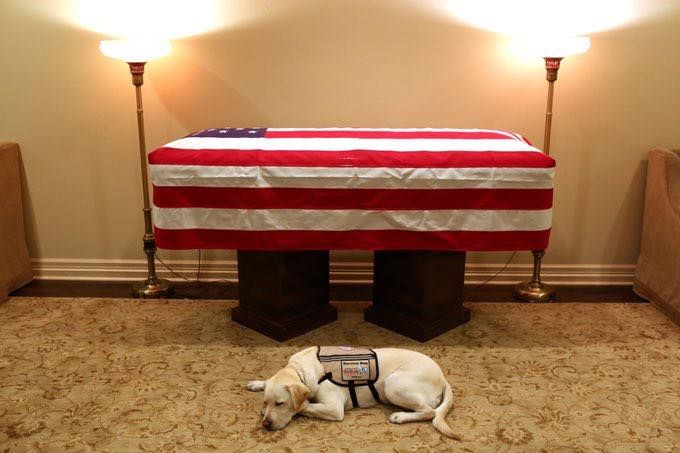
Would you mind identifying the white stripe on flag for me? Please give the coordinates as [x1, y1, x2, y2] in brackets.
[153, 207, 553, 232]
[150, 165, 554, 189]
[269, 127, 521, 137]
[163, 137, 539, 152]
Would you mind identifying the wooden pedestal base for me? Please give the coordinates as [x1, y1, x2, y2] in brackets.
[365, 251, 470, 342]
[232, 251, 336, 341]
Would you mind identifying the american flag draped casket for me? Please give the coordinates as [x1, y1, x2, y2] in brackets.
[148, 128, 554, 251]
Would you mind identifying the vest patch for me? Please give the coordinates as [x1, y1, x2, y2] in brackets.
[341, 360, 370, 381]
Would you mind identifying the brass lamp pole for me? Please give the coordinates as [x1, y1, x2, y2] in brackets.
[514, 36, 589, 302]
[513, 57, 561, 303]
[128, 62, 172, 298]
[542, 57, 561, 156]
[100, 40, 172, 298]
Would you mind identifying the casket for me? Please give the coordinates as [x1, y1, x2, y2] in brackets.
[149, 127, 554, 251]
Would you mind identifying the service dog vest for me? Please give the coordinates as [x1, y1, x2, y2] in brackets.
[316, 346, 381, 408]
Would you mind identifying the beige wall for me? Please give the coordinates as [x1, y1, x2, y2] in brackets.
[2, 0, 679, 272]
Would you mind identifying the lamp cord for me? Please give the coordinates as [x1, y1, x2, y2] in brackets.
[196, 249, 201, 282]
[469, 251, 517, 291]
[154, 252, 192, 281]
[154, 249, 232, 283]
[155, 250, 516, 287]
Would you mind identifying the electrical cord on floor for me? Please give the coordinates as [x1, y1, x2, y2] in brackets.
[154, 252, 192, 281]
[155, 250, 231, 284]
[196, 249, 201, 282]
[157, 249, 514, 288]
[195, 249, 232, 283]
[469, 251, 517, 291]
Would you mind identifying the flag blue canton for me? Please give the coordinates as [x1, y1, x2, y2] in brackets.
[189, 128, 267, 138]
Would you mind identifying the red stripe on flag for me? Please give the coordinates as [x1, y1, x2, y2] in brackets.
[149, 148, 555, 168]
[153, 186, 553, 210]
[264, 130, 516, 140]
[154, 228, 551, 251]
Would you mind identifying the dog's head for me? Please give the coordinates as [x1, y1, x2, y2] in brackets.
[260, 367, 310, 430]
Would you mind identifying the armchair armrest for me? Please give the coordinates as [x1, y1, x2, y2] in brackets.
[667, 149, 680, 219]
[0, 142, 33, 300]
[634, 148, 680, 325]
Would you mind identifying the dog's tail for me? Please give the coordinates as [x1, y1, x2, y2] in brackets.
[432, 379, 462, 441]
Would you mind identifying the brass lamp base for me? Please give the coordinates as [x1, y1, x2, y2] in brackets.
[513, 249, 556, 303]
[513, 280, 556, 303]
[132, 278, 172, 299]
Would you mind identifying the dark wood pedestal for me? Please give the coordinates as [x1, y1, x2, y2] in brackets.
[232, 251, 337, 341]
[365, 251, 470, 342]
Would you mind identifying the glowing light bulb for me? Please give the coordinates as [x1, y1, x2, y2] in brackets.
[99, 40, 171, 63]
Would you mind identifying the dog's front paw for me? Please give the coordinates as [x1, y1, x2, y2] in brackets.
[246, 380, 265, 392]
[300, 400, 319, 417]
[389, 412, 408, 424]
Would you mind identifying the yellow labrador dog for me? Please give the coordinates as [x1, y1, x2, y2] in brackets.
[246, 347, 460, 440]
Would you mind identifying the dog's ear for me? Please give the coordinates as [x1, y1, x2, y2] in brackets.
[286, 383, 310, 412]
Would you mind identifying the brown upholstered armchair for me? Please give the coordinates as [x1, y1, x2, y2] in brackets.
[0, 142, 33, 300]
[634, 148, 680, 324]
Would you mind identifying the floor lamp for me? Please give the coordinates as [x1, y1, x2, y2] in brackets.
[514, 36, 590, 303]
[100, 40, 173, 298]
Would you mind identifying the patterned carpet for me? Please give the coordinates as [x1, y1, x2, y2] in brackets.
[0, 297, 678, 452]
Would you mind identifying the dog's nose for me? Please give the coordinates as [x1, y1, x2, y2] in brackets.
[262, 419, 272, 430]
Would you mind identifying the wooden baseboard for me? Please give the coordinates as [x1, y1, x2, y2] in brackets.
[10, 279, 645, 303]
[30, 258, 636, 286]
[19, 257, 642, 302]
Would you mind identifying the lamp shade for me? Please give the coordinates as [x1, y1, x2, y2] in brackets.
[512, 36, 591, 58]
[99, 40, 171, 63]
